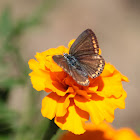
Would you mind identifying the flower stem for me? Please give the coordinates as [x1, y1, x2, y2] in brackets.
[43, 119, 59, 140]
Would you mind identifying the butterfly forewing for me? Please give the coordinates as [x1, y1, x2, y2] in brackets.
[69, 29, 99, 57]
[52, 55, 71, 75]
[52, 55, 90, 86]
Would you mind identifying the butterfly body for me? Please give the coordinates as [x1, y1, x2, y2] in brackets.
[63, 53, 78, 67]
[52, 29, 105, 86]
[63, 53, 88, 77]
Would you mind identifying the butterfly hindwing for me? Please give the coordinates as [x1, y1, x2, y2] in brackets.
[69, 65, 89, 86]
[77, 54, 105, 78]
[69, 29, 99, 57]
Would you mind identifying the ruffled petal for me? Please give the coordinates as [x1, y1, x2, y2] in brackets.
[88, 63, 128, 98]
[96, 73, 124, 98]
[121, 74, 129, 82]
[45, 79, 74, 96]
[74, 95, 105, 125]
[55, 100, 89, 134]
[41, 92, 60, 119]
[45, 46, 69, 72]
[74, 90, 127, 124]
[68, 39, 75, 49]
[28, 59, 40, 71]
[29, 70, 50, 91]
[56, 93, 75, 117]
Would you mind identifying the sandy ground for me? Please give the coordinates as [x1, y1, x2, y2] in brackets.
[0, 0, 140, 133]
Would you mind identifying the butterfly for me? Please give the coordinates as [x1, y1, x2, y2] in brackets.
[52, 29, 105, 86]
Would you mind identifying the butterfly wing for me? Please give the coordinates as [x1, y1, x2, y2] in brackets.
[69, 65, 89, 86]
[77, 54, 105, 78]
[52, 55, 89, 86]
[69, 29, 105, 78]
[69, 29, 99, 57]
[52, 55, 71, 75]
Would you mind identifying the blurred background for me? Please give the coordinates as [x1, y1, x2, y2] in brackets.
[0, 0, 140, 139]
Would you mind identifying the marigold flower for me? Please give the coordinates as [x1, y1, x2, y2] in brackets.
[28, 39, 128, 134]
[59, 122, 140, 140]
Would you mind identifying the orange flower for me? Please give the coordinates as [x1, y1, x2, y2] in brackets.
[59, 122, 140, 140]
[28, 39, 128, 134]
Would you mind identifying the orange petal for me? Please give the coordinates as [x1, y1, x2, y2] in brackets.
[29, 70, 50, 91]
[30, 69, 74, 96]
[41, 92, 60, 119]
[99, 48, 102, 55]
[59, 123, 114, 140]
[34, 46, 69, 72]
[105, 89, 127, 110]
[89, 66, 127, 98]
[29, 69, 71, 95]
[96, 72, 124, 98]
[55, 99, 89, 134]
[72, 85, 91, 99]
[74, 95, 105, 125]
[60, 122, 140, 140]
[92, 90, 127, 123]
[121, 74, 129, 82]
[101, 63, 116, 77]
[115, 128, 140, 140]
[44, 46, 69, 72]
[28, 59, 40, 71]
[45, 79, 74, 96]
[34, 52, 47, 70]
[45, 88, 52, 93]
[74, 90, 126, 124]
[68, 39, 75, 49]
[56, 93, 75, 117]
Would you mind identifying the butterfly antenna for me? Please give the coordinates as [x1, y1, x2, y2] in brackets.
[46, 55, 51, 57]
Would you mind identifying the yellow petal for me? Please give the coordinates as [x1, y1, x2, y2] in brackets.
[74, 90, 127, 124]
[56, 93, 75, 117]
[101, 63, 116, 77]
[74, 95, 104, 125]
[121, 74, 129, 82]
[96, 73, 124, 98]
[45, 79, 74, 96]
[35, 46, 69, 72]
[41, 92, 60, 119]
[28, 59, 40, 71]
[55, 100, 89, 134]
[29, 70, 50, 91]
[68, 39, 75, 49]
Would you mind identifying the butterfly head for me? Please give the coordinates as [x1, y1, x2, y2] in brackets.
[63, 53, 69, 59]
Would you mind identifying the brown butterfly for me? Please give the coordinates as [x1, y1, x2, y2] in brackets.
[52, 29, 105, 86]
